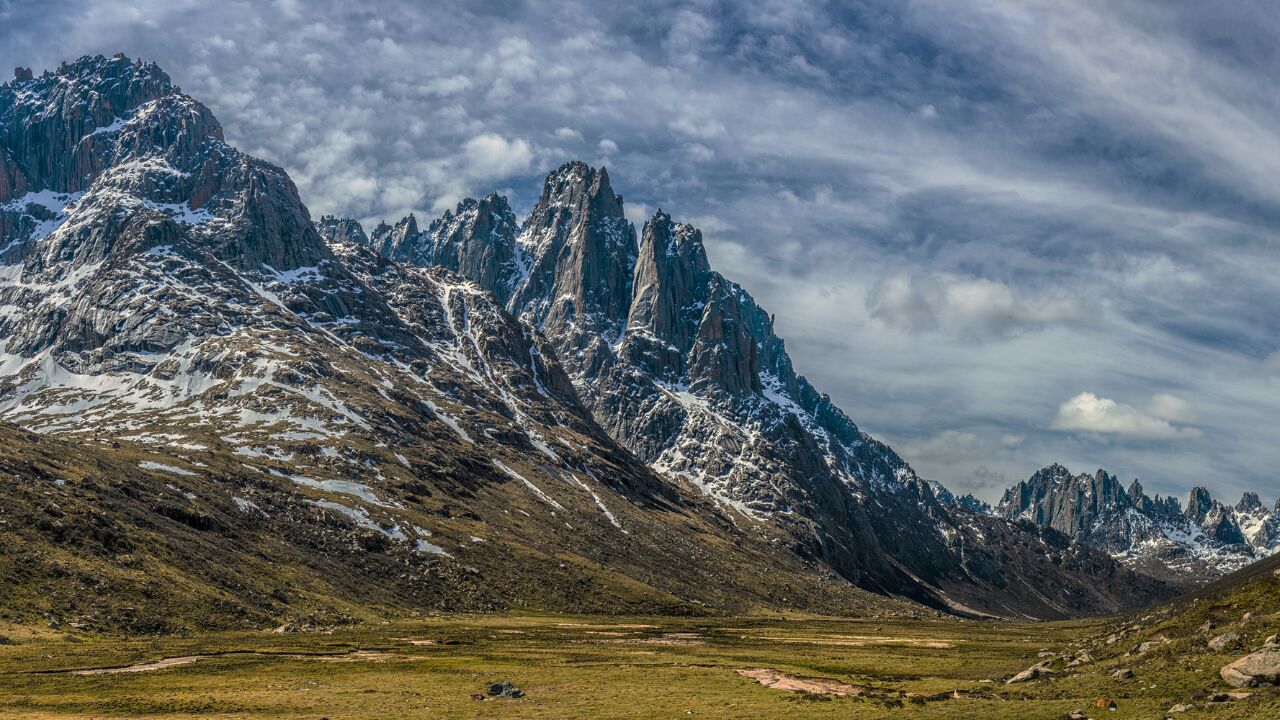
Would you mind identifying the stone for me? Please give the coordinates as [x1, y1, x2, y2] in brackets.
[13, 66, 32, 82]
[1067, 653, 1093, 667]
[1220, 648, 1280, 687]
[487, 680, 524, 698]
[1167, 703, 1193, 713]
[1208, 632, 1240, 652]
[1111, 668, 1134, 680]
[1007, 662, 1054, 684]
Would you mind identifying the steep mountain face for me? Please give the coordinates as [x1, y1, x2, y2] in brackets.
[997, 464, 1279, 585]
[351, 162, 1173, 618]
[0, 55, 1174, 623]
[0, 55, 939, 628]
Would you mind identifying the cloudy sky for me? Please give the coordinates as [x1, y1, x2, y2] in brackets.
[4, 0, 1279, 504]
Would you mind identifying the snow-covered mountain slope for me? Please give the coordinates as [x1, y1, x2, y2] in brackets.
[997, 464, 1279, 586]
[0, 55, 947, 627]
[337, 161, 1174, 618]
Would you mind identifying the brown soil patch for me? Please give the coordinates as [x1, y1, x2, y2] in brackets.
[736, 668, 865, 696]
[70, 656, 203, 675]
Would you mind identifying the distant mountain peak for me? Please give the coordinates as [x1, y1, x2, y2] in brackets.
[997, 463, 1277, 584]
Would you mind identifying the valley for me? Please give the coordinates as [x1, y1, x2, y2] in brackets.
[0, 48, 1278, 718]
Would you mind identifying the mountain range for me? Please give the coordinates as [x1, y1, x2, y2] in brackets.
[0, 54, 1264, 629]
[995, 464, 1279, 586]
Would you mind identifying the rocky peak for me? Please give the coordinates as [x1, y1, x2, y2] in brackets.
[423, 193, 520, 303]
[622, 210, 712, 378]
[1, 54, 175, 199]
[510, 161, 636, 364]
[3, 54, 335, 308]
[1184, 488, 1246, 546]
[998, 465, 1275, 582]
[928, 480, 993, 514]
[374, 213, 419, 258]
[316, 215, 369, 246]
[1186, 486, 1214, 521]
[997, 464, 1131, 538]
[1237, 492, 1265, 514]
[687, 275, 764, 395]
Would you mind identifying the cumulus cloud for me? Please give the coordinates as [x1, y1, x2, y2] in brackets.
[461, 133, 533, 182]
[867, 273, 1098, 339]
[1053, 392, 1200, 439]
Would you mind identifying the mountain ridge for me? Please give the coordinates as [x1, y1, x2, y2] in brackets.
[0, 53, 1191, 626]
[996, 462, 1279, 585]
[319, 160, 1173, 618]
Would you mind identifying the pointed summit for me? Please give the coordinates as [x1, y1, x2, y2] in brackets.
[316, 215, 370, 246]
[622, 210, 711, 378]
[1237, 491, 1265, 513]
[376, 213, 419, 258]
[509, 161, 636, 373]
[423, 193, 521, 303]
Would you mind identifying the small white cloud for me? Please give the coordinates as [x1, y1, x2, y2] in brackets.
[1053, 392, 1199, 439]
[461, 133, 533, 181]
[554, 127, 583, 142]
[598, 138, 619, 155]
[918, 103, 938, 119]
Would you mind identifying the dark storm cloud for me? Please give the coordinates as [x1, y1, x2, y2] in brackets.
[4, 0, 1280, 505]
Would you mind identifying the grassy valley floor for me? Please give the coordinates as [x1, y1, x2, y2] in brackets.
[1, 613, 1277, 719]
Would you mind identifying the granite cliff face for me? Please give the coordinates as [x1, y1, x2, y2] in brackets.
[343, 161, 1173, 618]
[997, 464, 1279, 585]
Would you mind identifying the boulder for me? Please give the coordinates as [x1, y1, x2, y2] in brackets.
[1220, 648, 1280, 687]
[1167, 703, 1193, 713]
[1007, 661, 1054, 684]
[487, 680, 525, 698]
[1111, 668, 1134, 680]
[1067, 653, 1093, 667]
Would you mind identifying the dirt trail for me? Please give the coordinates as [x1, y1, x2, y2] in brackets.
[735, 668, 865, 696]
